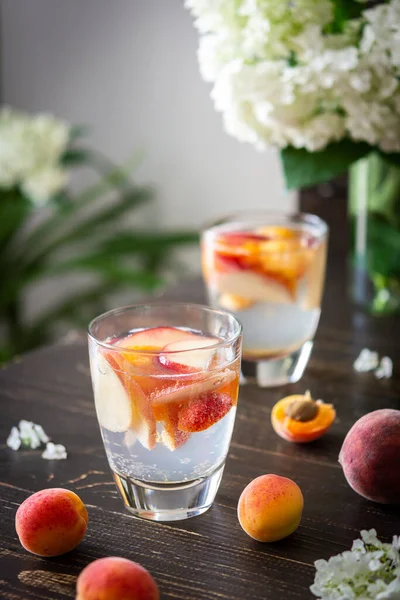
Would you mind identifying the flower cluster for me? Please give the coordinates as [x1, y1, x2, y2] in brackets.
[0, 107, 70, 205]
[311, 529, 400, 599]
[186, 0, 400, 153]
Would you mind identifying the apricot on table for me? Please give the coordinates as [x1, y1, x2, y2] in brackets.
[271, 390, 336, 443]
[238, 474, 304, 542]
[339, 408, 400, 504]
[15, 488, 88, 557]
[76, 556, 159, 600]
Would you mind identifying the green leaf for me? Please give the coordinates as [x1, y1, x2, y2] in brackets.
[280, 140, 372, 189]
[62, 148, 91, 166]
[325, 0, 365, 33]
[379, 151, 400, 169]
[69, 124, 88, 141]
[40, 187, 152, 252]
[16, 154, 141, 259]
[0, 192, 31, 250]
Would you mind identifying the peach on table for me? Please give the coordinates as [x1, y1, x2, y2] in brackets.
[15, 488, 88, 557]
[76, 556, 159, 600]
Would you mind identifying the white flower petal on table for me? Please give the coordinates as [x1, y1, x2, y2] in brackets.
[42, 442, 68, 460]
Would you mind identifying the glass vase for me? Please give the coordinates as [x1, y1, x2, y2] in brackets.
[349, 153, 400, 315]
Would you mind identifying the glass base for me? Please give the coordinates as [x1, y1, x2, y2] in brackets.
[113, 463, 225, 522]
[241, 340, 313, 387]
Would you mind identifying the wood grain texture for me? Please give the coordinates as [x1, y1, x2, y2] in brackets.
[1, 196, 399, 599]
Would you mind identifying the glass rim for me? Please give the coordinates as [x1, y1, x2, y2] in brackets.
[88, 301, 243, 355]
[202, 211, 328, 239]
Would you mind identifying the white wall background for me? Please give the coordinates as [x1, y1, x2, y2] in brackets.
[1, 0, 296, 230]
[1, 0, 296, 317]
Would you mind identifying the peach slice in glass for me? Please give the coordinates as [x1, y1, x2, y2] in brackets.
[91, 351, 133, 433]
[214, 270, 293, 304]
[100, 348, 157, 449]
[158, 336, 219, 374]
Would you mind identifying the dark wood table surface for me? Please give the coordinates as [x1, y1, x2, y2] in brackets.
[1, 197, 399, 600]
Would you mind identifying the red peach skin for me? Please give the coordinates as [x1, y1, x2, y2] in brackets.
[76, 557, 159, 600]
[16, 488, 88, 557]
[339, 408, 400, 504]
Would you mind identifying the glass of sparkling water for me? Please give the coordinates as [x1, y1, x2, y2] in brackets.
[88, 303, 242, 521]
[201, 212, 328, 387]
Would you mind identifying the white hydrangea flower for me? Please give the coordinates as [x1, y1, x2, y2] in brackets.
[22, 166, 67, 207]
[0, 107, 70, 205]
[311, 530, 400, 600]
[186, 0, 400, 153]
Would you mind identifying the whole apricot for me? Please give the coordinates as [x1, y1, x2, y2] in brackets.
[16, 488, 88, 557]
[76, 557, 159, 600]
[238, 474, 304, 542]
[339, 409, 400, 504]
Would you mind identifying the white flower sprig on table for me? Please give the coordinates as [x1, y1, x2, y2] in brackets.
[6, 420, 67, 460]
[311, 530, 400, 600]
[353, 349, 393, 379]
[0, 107, 70, 206]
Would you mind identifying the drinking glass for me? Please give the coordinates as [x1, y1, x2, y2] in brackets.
[201, 212, 328, 387]
[88, 303, 242, 521]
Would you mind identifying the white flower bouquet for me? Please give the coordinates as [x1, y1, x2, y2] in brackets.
[0, 108, 70, 205]
[186, 0, 400, 189]
[0, 108, 197, 362]
[311, 529, 400, 600]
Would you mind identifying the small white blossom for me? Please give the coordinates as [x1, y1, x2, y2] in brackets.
[6, 426, 21, 451]
[19, 419, 42, 449]
[33, 423, 50, 444]
[42, 442, 68, 460]
[375, 357, 393, 380]
[311, 530, 400, 600]
[0, 107, 70, 205]
[353, 348, 379, 372]
[22, 166, 67, 207]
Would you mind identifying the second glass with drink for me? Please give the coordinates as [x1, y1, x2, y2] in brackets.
[202, 213, 328, 386]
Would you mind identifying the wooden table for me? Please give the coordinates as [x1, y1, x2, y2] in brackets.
[1, 198, 399, 599]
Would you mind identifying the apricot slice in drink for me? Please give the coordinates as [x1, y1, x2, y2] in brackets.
[157, 403, 191, 451]
[151, 370, 236, 444]
[151, 369, 236, 412]
[219, 293, 254, 311]
[178, 392, 233, 432]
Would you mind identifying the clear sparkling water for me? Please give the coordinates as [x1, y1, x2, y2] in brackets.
[237, 302, 320, 355]
[101, 408, 236, 484]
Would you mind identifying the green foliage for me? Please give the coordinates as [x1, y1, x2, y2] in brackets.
[0, 148, 199, 362]
[280, 139, 372, 189]
[326, 0, 365, 34]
